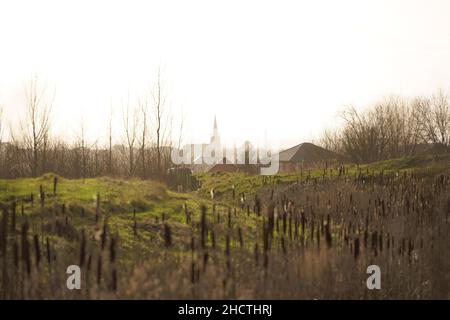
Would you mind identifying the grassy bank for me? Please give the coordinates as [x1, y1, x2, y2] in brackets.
[0, 154, 448, 299]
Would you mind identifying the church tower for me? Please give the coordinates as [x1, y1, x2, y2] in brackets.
[210, 116, 220, 146]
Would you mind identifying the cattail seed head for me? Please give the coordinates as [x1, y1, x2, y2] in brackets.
[33, 234, 41, 267]
[164, 223, 172, 248]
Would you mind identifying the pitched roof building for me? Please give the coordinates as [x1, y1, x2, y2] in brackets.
[279, 142, 340, 172]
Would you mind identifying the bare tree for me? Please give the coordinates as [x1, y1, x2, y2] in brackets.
[108, 105, 114, 175]
[0, 105, 3, 145]
[93, 141, 99, 177]
[177, 109, 185, 151]
[139, 97, 149, 178]
[20, 77, 53, 177]
[412, 91, 450, 146]
[122, 98, 138, 176]
[76, 117, 88, 178]
[320, 128, 342, 154]
[0, 73, 185, 179]
[0, 106, 4, 176]
[150, 68, 176, 178]
[431, 91, 449, 146]
[152, 68, 166, 176]
[322, 95, 432, 163]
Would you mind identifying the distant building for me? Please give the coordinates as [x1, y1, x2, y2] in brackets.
[182, 116, 227, 173]
[279, 142, 340, 172]
[177, 117, 269, 174]
[210, 116, 220, 146]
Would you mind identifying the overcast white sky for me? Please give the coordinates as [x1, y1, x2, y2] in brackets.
[1, 0, 450, 149]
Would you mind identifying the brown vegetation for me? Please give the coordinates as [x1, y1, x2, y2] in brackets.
[0, 169, 448, 299]
[321, 92, 450, 163]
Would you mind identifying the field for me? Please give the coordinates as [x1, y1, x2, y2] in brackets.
[0, 155, 449, 299]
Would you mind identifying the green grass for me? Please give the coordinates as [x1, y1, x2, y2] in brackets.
[363, 153, 450, 172]
[0, 153, 448, 271]
[195, 169, 328, 203]
[0, 173, 167, 204]
[1, 153, 449, 298]
[194, 153, 450, 203]
[0, 173, 265, 266]
[0, 174, 196, 259]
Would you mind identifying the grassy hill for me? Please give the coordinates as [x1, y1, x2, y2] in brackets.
[195, 153, 450, 202]
[363, 152, 450, 172]
[0, 153, 448, 299]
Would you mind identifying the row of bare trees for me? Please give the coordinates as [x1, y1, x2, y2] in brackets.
[0, 74, 178, 179]
[321, 92, 450, 163]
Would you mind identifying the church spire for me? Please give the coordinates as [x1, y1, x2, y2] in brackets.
[211, 115, 220, 145]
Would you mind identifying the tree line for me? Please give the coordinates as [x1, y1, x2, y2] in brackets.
[2, 79, 449, 179]
[320, 91, 450, 163]
[0, 73, 179, 179]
